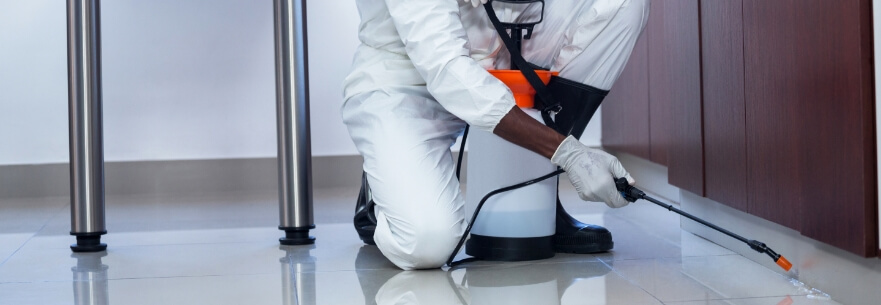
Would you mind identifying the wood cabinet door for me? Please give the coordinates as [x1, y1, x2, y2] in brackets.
[648, 0, 704, 195]
[602, 30, 650, 160]
[701, 0, 748, 212]
[742, 0, 877, 256]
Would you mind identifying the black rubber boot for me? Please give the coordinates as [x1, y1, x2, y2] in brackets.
[533, 76, 612, 254]
[354, 172, 377, 245]
[553, 197, 613, 254]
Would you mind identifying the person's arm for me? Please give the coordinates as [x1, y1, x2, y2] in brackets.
[495, 105, 635, 208]
[384, 0, 514, 133]
[492, 105, 564, 159]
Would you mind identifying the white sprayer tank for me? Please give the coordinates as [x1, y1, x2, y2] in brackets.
[465, 107, 557, 261]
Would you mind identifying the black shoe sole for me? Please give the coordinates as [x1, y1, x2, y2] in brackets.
[357, 225, 376, 246]
[553, 233, 613, 254]
[354, 172, 377, 246]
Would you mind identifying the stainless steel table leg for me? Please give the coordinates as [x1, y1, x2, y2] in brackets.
[274, 0, 315, 245]
[67, 0, 107, 253]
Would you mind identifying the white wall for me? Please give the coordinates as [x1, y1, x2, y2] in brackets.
[0, 0, 360, 165]
[0, 0, 601, 166]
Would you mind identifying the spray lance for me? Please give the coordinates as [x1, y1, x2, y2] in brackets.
[447, 0, 792, 273]
[614, 178, 792, 271]
[447, 171, 793, 272]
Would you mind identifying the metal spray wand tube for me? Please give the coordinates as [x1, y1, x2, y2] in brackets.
[274, 0, 315, 245]
[67, 0, 107, 253]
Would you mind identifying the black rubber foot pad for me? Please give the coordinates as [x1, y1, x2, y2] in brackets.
[553, 226, 613, 254]
[279, 236, 315, 245]
[71, 243, 107, 253]
[280, 229, 315, 245]
[70, 235, 107, 253]
[553, 234, 613, 254]
[466, 234, 555, 261]
[553, 242, 612, 254]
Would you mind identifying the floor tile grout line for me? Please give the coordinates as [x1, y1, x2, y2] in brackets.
[603, 253, 813, 304]
[0, 267, 416, 285]
[597, 258, 668, 304]
[607, 212, 695, 249]
[659, 294, 818, 305]
[0, 272, 277, 285]
[677, 265, 811, 300]
[598, 255, 792, 304]
[0, 201, 66, 268]
[594, 253, 740, 264]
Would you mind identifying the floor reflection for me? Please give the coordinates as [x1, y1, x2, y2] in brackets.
[280, 244, 316, 305]
[71, 252, 109, 305]
[350, 246, 612, 305]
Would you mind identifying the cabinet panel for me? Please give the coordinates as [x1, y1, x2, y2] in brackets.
[701, 0, 747, 211]
[743, 0, 877, 255]
[645, 8, 671, 166]
[602, 31, 650, 160]
[742, 0, 806, 231]
[648, 0, 704, 195]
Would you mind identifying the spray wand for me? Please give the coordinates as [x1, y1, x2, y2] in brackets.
[614, 178, 792, 271]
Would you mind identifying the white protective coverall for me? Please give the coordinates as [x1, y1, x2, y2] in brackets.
[342, 0, 650, 270]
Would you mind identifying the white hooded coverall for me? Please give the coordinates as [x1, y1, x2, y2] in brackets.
[342, 0, 650, 270]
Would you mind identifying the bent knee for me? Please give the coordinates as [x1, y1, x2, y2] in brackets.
[375, 222, 462, 270]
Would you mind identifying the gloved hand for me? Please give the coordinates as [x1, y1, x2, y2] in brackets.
[463, 0, 488, 8]
[551, 136, 635, 208]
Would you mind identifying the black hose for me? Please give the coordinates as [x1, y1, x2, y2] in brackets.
[456, 125, 470, 180]
[446, 168, 565, 267]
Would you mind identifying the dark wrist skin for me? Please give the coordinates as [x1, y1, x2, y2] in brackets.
[492, 105, 566, 159]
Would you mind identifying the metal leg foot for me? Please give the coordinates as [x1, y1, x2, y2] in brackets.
[70, 233, 107, 253]
[279, 226, 315, 246]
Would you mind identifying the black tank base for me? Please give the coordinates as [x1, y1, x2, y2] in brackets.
[70, 232, 107, 253]
[466, 234, 554, 261]
[279, 226, 315, 246]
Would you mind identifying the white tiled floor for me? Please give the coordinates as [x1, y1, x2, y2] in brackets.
[0, 185, 841, 304]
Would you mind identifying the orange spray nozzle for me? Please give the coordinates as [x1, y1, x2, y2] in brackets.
[749, 240, 792, 272]
[776, 256, 793, 271]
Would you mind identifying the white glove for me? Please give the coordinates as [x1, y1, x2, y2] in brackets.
[463, 0, 488, 8]
[551, 136, 635, 208]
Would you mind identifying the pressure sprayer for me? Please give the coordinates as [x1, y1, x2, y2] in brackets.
[460, 0, 559, 262]
[447, 0, 792, 273]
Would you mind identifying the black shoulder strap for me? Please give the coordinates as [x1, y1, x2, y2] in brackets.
[483, 3, 560, 128]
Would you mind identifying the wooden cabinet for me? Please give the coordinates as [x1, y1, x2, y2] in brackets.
[742, 0, 877, 256]
[649, 0, 703, 196]
[602, 33, 651, 161]
[603, 0, 703, 196]
[602, 0, 877, 257]
[701, 0, 748, 212]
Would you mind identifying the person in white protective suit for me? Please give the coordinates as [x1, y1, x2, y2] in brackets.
[344, 0, 650, 270]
